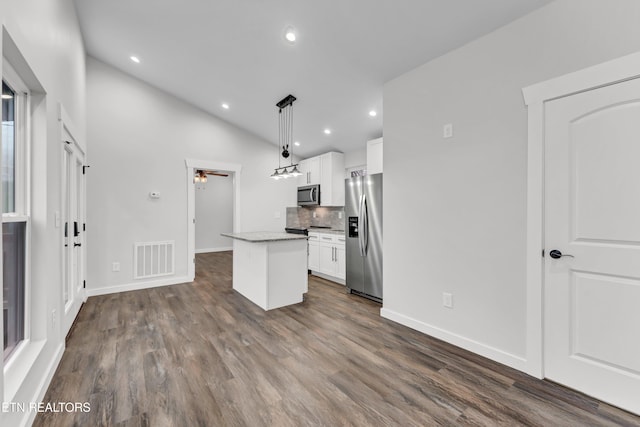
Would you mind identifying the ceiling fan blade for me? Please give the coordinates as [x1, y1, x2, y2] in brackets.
[201, 170, 229, 177]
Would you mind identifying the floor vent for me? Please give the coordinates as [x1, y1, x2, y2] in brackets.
[134, 241, 175, 279]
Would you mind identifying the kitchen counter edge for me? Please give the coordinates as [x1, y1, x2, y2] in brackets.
[221, 232, 308, 243]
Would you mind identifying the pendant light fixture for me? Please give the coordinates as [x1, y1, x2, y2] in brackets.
[271, 94, 302, 179]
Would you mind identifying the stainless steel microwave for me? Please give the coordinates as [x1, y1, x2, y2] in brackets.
[297, 184, 320, 206]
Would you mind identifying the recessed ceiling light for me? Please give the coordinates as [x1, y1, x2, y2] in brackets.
[130, 56, 140, 63]
[284, 26, 297, 44]
[222, 103, 230, 110]
[294, 141, 300, 146]
[369, 110, 377, 117]
[324, 129, 331, 135]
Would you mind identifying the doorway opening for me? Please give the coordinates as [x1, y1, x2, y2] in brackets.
[185, 159, 242, 281]
[194, 169, 233, 254]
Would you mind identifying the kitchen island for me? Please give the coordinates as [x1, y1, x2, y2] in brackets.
[221, 232, 308, 310]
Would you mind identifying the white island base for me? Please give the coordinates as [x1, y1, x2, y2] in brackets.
[222, 232, 308, 311]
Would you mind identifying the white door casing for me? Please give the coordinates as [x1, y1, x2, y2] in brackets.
[523, 51, 640, 415]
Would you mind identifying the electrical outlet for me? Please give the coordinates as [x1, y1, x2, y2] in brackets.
[112, 262, 120, 272]
[274, 211, 281, 219]
[313, 211, 317, 218]
[52, 309, 56, 326]
[443, 123, 453, 139]
[338, 211, 343, 219]
[442, 292, 453, 308]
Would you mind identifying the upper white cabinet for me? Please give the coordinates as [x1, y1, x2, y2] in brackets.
[298, 152, 345, 206]
[367, 137, 383, 175]
[319, 152, 344, 206]
[298, 156, 321, 186]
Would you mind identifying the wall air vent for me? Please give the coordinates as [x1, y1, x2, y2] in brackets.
[134, 241, 175, 279]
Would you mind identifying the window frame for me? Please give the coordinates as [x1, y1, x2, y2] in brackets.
[2, 58, 31, 363]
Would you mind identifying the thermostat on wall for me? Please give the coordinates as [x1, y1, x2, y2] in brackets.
[149, 191, 161, 199]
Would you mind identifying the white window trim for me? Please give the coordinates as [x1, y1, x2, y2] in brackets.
[2, 58, 30, 217]
[2, 57, 35, 394]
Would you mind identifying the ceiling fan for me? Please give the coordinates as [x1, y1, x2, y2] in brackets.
[194, 169, 229, 183]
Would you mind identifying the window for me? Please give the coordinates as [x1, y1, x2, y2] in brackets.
[2, 64, 29, 362]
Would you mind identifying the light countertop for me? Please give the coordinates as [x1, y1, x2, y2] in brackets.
[307, 228, 345, 235]
[221, 231, 308, 243]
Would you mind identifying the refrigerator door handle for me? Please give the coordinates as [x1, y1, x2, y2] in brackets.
[362, 194, 369, 255]
[358, 194, 365, 256]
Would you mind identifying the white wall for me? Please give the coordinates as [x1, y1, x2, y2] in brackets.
[382, 0, 640, 373]
[344, 148, 366, 170]
[343, 147, 366, 178]
[195, 176, 233, 252]
[86, 57, 296, 294]
[0, 1, 86, 426]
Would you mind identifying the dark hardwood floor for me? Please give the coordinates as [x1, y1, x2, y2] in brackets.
[35, 251, 639, 426]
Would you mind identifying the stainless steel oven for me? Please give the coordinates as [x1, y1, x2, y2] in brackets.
[297, 184, 320, 206]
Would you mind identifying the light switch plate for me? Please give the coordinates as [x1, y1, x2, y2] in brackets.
[443, 292, 453, 308]
[443, 123, 453, 139]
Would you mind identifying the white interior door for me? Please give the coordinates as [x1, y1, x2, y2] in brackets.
[544, 77, 640, 415]
[61, 130, 85, 335]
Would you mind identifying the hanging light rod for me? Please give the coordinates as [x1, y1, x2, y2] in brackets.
[271, 94, 298, 180]
[276, 94, 296, 109]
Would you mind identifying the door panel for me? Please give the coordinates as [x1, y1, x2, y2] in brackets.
[363, 173, 382, 299]
[544, 77, 640, 415]
[61, 129, 85, 336]
[319, 243, 336, 276]
[335, 244, 346, 280]
[308, 242, 319, 271]
[346, 176, 364, 292]
[572, 272, 640, 374]
[572, 101, 640, 243]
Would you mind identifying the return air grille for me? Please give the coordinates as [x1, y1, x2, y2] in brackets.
[134, 241, 175, 279]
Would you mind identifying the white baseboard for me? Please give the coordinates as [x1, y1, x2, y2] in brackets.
[310, 271, 346, 285]
[380, 308, 528, 373]
[195, 246, 233, 254]
[20, 342, 65, 427]
[86, 275, 192, 297]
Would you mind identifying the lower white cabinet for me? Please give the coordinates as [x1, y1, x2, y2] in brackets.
[308, 233, 320, 271]
[308, 232, 345, 283]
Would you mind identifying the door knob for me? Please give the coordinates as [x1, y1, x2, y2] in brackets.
[74, 243, 82, 247]
[549, 249, 574, 259]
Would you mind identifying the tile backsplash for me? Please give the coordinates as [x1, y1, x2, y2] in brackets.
[286, 206, 345, 230]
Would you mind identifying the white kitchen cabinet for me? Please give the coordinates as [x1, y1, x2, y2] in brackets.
[297, 152, 344, 206]
[367, 137, 383, 175]
[334, 236, 346, 280]
[311, 232, 345, 284]
[297, 156, 320, 186]
[319, 152, 345, 206]
[307, 232, 320, 271]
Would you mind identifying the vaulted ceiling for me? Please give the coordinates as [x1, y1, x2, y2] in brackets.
[74, 0, 551, 157]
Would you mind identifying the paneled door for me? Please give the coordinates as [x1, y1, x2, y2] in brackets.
[61, 129, 86, 335]
[544, 77, 640, 415]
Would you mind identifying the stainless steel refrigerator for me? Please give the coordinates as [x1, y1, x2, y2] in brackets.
[345, 173, 382, 302]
